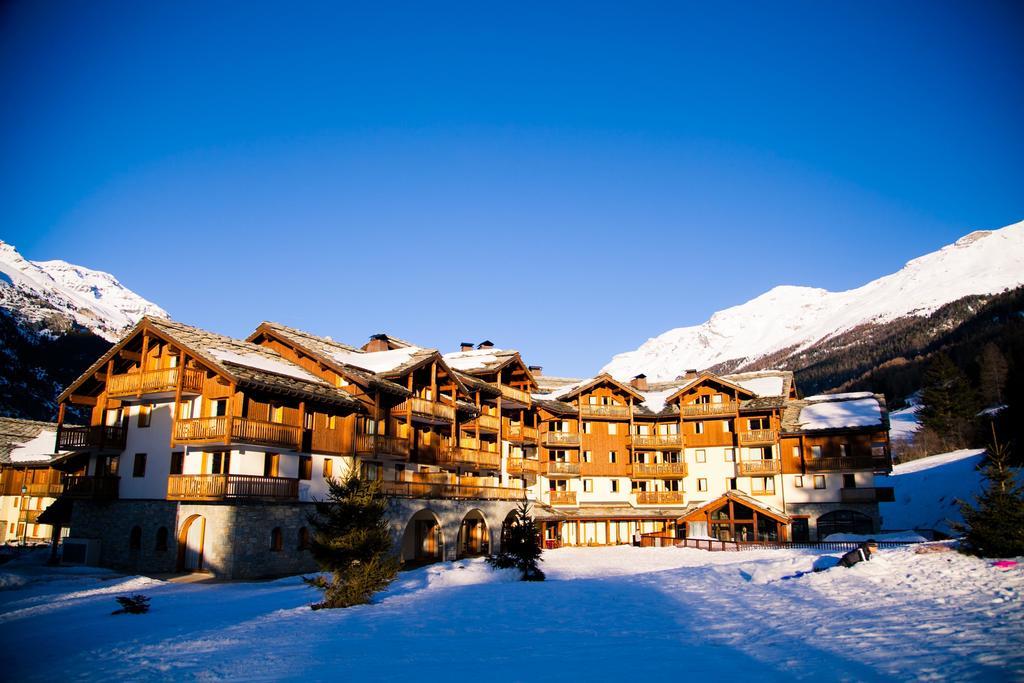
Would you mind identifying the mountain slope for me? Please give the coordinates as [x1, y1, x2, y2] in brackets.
[603, 220, 1024, 382]
[0, 241, 167, 341]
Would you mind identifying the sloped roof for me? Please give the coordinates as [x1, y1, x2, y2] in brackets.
[784, 393, 889, 433]
[678, 490, 790, 524]
[0, 417, 58, 465]
[542, 373, 645, 402]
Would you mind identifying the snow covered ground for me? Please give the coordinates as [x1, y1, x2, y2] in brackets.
[879, 449, 987, 536]
[2, 545, 1021, 681]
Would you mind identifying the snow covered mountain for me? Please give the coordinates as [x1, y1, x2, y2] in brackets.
[603, 219, 1024, 382]
[0, 240, 167, 341]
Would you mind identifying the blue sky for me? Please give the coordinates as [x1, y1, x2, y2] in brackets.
[2, 2, 1022, 377]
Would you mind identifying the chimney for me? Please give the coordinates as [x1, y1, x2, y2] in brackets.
[630, 374, 649, 391]
[528, 365, 543, 376]
[684, 369, 699, 379]
[460, 342, 474, 352]
[477, 340, 494, 349]
[364, 334, 389, 353]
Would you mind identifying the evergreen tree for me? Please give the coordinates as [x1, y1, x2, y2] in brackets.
[305, 473, 399, 609]
[978, 342, 1009, 406]
[918, 353, 978, 450]
[959, 436, 1024, 558]
[488, 501, 545, 581]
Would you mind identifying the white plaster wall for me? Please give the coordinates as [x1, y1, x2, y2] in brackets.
[119, 400, 175, 500]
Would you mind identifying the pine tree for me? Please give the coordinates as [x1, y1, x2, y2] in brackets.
[978, 343, 1009, 406]
[488, 501, 545, 581]
[304, 473, 399, 609]
[918, 353, 977, 450]
[958, 436, 1024, 558]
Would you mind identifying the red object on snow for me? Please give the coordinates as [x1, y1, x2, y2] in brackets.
[992, 560, 1018, 571]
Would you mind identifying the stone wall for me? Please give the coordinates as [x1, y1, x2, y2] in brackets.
[68, 499, 180, 574]
[784, 501, 882, 540]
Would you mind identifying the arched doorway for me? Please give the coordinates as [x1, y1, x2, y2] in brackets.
[816, 510, 873, 540]
[500, 509, 518, 551]
[176, 514, 206, 572]
[400, 510, 444, 564]
[458, 510, 489, 558]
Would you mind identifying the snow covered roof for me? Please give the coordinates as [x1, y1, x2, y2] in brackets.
[332, 347, 423, 374]
[722, 370, 792, 398]
[442, 348, 523, 373]
[0, 417, 60, 465]
[796, 395, 885, 431]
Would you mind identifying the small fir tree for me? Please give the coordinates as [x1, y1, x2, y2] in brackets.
[488, 501, 544, 581]
[958, 435, 1024, 558]
[305, 473, 399, 609]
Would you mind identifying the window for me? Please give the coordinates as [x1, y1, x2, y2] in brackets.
[264, 453, 280, 477]
[583, 479, 594, 493]
[695, 422, 704, 435]
[840, 443, 849, 458]
[794, 475, 804, 488]
[814, 475, 826, 489]
[695, 449, 707, 463]
[724, 448, 736, 462]
[299, 455, 312, 480]
[610, 480, 619, 493]
[212, 399, 228, 417]
[550, 420, 568, 433]
[607, 423, 618, 435]
[811, 445, 822, 459]
[132, 453, 147, 478]
[608, 451, 617, 464]
[361, 461, 382, 480]
[270, 527, 283, 551]
[721, 419, 731, 433]
[582, 422, 592, 434]
[749, 417, 770, 430]
[170, 452, 184, 475]
[322, 458, 333, 479]
[269, 404, 284, 423]
[871, 442, 887, 457]
[697, 478, 708, 492]
[137, 404, 152, 428]
[298, 527, 310, 550]
[792, 446, 800, 459]
[155, 527, 168, 551]
[727, 477, 738, 490]
[211, 451, 230, 475]
[843, 473, 856, 488]
[129, 526, 142, 551]
[582, 451, 592, 463]
[754, 477, 775, 493]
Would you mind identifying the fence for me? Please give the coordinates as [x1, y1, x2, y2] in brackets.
[639, 532, 921, 553]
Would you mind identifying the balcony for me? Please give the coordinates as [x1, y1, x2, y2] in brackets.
[681, 402, 737, 418]
[173, 417, 303, 450]
[579, 404, 631, 419]
[62, 475, 119, 499]
[380, 481, 526, 501]
[546, 461, 581, 477]
[310, 427, 347, 455]
[736, 459, 782, 476]
[507, 424, 539, 443]
[167, 474, 298, 501]
[27, 482, 64, 497]
[57, 425, 126, 452]
[437, 445, 502, 470]
[631, 434, 683, 449]
[840, 487, 878, 503]
[393, 397, 455, 423]
[107, 366, 205, 398]
[492, 383, 532, 407]
[355, 433, 410, 459]
[804, 456, 891, 472]
[631, 461, 687, 478]
[549, 490, 577, 506]
[475, 414, 500, 432]
[18, 509, 42, 524]
[635, 490, 685, 506]
[542, 432, 580, 448]
[506, 457, 541, 476]
[738, 429, 778, 446]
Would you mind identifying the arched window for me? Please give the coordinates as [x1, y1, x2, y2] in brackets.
[155, 526, 169, 552]
[816, 510, 873, 540]
[270, 527, 283, 552]
[298, 527, 310, 551]
[129, 526, 142, 552]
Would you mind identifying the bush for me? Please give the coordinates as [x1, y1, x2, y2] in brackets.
[112, 594, 150, 615]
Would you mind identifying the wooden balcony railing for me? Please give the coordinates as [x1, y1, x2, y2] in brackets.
[18, 509, 42, 524]
[506, 457, 541, 476]
[635, 490, 685, 505]
[804, 456, 891, 472]
[57, 425, 126, 452]
[631, 462, 688, 478]
[542, 432, 580, 447]
[546, 461, 581, 476]
[507, 424, 539, 442]
[681, 402, 737, 417]
[167, 474, 298, 501]
[62, 475, 120, 499]
[631, 434, 683, 449]
[379, 481, 526, 501]
[579, 404, 631, 419]
[311, 427, 347, 455]
[738, 429, 778, 445]
[493, 383, 532, 406]
[548, 490, 577, 506]
[173, 417, 303, 450]
[26, 482, 64, 497]
[355, 434, 410, 459]
[840, 487, 878, 503]
[736, 459, 782, 476]
[437, 446, 502, 470]
[107, 366, 205, 397]
[476, 414, 500, 432]
[393, 397, 455, 422]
